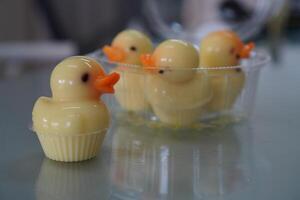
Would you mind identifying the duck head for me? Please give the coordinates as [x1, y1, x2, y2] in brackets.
[103, 29, 153, 65]
[51, 56, 120, 101]
[141, 39, 199, 83]
[199, 30, 255, 67]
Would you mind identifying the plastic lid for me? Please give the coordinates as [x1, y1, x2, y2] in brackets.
[144, 0, 285, 42]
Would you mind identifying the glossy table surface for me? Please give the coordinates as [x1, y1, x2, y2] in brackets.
[1, 44, 300, 200]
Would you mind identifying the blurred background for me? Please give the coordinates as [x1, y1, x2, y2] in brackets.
[0, 0, 298, 78]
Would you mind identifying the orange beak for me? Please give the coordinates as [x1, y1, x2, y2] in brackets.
[240, 42, 255, 58]
[140, 53, 156, 72]
[94, 72, 120, 94]
[102, 45, 126, 62]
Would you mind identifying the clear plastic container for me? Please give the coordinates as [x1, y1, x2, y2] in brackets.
[88, 0, 276, 128]
[89, 49, 270, 129]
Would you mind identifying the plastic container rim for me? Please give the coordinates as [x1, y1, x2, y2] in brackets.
[88, 48, 270, 71]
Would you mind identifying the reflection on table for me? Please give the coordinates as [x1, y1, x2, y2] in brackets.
[110, 122, 255, 200]
[35, 157, 109, 200]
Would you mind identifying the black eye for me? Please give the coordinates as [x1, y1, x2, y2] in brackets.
[235, 68, 241, 72]
[230, 47, 235, 54]
[158, 70, 164, 74]
[81, 73, 89, 83]
[130, 46, 137, 51]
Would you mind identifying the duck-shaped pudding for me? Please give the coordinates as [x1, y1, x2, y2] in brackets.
[103, 29, 153, 112]
[199, 30, 254, 113]
[141, 39, 212, 126]
[32, 56, 120, 162]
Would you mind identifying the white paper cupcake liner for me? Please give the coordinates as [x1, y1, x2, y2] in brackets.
[36, 130, 106, 162]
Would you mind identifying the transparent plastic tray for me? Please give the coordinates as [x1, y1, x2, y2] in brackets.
[89, 49, 270, 129]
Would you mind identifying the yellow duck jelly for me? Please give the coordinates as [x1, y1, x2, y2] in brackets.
[141, 39, 212, 126]
[103, 29, 153, 112]
[200, 30, 255, 113]
[32, 56, 120, 162]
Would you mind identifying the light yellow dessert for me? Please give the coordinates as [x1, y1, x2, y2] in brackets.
[200, 30, 254, 113]
[32, 56, 120, 162]
[103, 29, 153, 112]
[141, 39, 212, 126]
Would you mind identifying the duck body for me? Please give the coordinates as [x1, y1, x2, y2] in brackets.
[113, 67, 149, 112]
[145, 72, 212, 125]
[33, 97, 109, 135]
[103, 30, 153, 112]
[206, 69, 245, 112]
[200, 30, 254, 113]
[141, 39, 212, 126]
